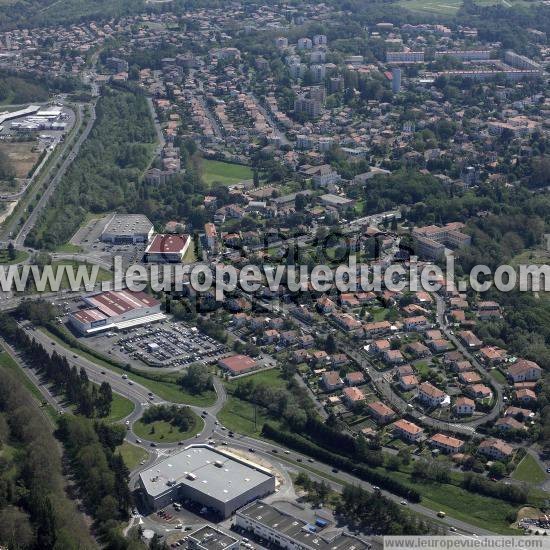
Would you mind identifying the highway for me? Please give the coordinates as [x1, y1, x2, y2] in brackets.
[15, 102, 97, 248]
[10, 322, 497, 537]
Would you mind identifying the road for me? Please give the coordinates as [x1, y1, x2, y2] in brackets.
[434, 294, 504, 426]
[11, 321, 499, 537]
[15, 102, 97, 248]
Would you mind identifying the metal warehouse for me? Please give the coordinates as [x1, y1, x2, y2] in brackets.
[100, 213, 154, 244]
[138, 445, 275, 518]
[68, 289, 164, 335]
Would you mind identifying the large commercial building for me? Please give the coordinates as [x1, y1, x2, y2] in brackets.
[412, 223, 471, 259]
[68, 289, 164, 335]
[138, 445, 275, 517]
[187, 526, 239, 550]
[144, 233, 191, 263]
[100, 214, 154, 244]
[236, 501, 371, 550]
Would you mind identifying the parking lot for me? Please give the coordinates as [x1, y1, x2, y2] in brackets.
[88, 320, 228, 369]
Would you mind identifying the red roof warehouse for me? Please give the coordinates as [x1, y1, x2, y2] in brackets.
[219, 354, 258, 376]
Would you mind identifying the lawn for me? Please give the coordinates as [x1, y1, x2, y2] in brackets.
[202, 159, 253, 186]
[218, 396, 274, 437]
[116, 441, 148, 471]
[0, 249, 29, 265]
[512, 454, 547, 484]
[398, 0, 539, 13]
[376, 466, 519, 534]
[105, 393, 135, 423]
[40, 327, 217, 406]
[133, 413, 203, 443]
[54, 243, 83, 253]
[221, 369, 288, 436]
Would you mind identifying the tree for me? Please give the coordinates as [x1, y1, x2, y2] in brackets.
[325, 334, 336, 354]
[6, 242, 15, 261]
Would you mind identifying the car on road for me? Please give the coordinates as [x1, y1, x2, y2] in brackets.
[308, 458, 314, 463]
[332, 468, 339, 473]
[150, 442, 157, 447]
[101, 371, 105, 375]
[73, 354, 78, 358]
[248, 448, 255, 453]
[135, 439, 141, 444]
[400, 500, 407, 506]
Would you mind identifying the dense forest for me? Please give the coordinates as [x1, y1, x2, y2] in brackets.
[26, 86, 156, 250]
[0, 366, 96, 549]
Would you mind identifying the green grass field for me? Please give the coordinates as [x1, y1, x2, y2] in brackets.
[105, 393, 135, 423]
[202, 159, 253, 186]
[512, 454, 547, 484]
[0, 249, 29, 265]
[133, 413, 203, 443]
[116, 441, 149, 471]
[398, 0, 536, 14]
[219, 369, 287, 436]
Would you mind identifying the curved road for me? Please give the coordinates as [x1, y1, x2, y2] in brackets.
[12, 323, 500, 537]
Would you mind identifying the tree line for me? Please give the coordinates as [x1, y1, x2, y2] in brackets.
[0, 313, 113, 418]
[261, 423, 421, 502]
[56, 415, 142, 549]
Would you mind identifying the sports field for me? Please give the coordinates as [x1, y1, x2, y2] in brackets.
[202, 159, 253, 186]
[398, 0, 536, 14]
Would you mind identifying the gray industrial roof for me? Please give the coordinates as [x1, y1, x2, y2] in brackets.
[140, 445, 274, 502]
[239, 501, 371, 550]
[101, 214, 153, 237]
[188, 526, 238, 549]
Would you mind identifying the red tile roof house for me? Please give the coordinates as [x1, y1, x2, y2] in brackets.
[459, 371, 482, 385]
[458, 330, 482, 350]
[218, 354, 258, 376]
[396, 364, 414, 377]
[340, 293, 360, 308]
[467, 384, 492, 400]
[478, 438, 514, 461]
[331, 312, 363, 334]
[342, 387, 366, 408]
[478, 346, 507, 366]
[452, 360, 473, 373]
[407, 341, 430, 358]
[321, 371, 344, 392]
[404, 315, 429, 332]
[443, 351, 465, 366]
[418, 382, 447, 407]
[392, 419, 424, 442]
[507, 359, 542, 383]
[495, 416, 526, 432]
[383, 349, 405, 365]
[426, 329, 443, 341]
[400, 374, 419, 391]
[514, 388, 537, 405]
[454, 396, 475, 416]
[331, 353, 348, 367]
[372, 339, 391, 354]
[316, 296, 336, 314]
[345, 371, 366, 386]
[504, 406, 533, 420]
[367, 401, 396, 425]
[428, 338, 452, 353]
[429, 433, 465, 454]
[363, 320, 392, 339]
